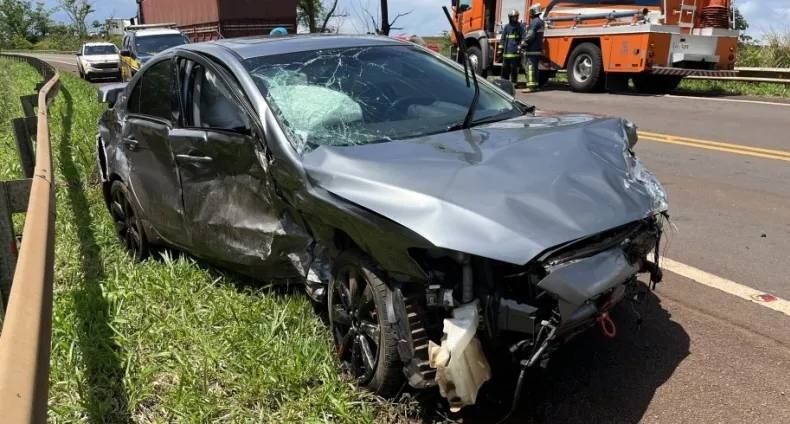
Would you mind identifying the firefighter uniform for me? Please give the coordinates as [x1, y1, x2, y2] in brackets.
[523, 7, 545, 91]
[500, 14, 525, 84]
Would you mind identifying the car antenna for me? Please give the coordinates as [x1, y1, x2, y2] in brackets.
[443, 6, 480, 130]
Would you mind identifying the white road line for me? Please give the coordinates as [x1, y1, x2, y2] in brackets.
[663, 94, 790, 108]
[662, 258, 790, 317]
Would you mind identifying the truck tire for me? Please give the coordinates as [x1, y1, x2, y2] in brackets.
[567, 43, 604, 92]
[465, 45, 486, 76]
[328, 251, 403, 397]
[632, 75, 683, 94]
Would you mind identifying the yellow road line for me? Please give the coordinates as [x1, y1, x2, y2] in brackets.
[638, 131, 790, 162]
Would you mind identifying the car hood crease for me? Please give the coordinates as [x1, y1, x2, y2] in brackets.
[302, 113, 665, 265]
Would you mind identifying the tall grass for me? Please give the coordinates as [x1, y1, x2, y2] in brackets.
[738, 30, 790, 68]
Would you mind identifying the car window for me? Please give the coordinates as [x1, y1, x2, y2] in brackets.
[135, 34, 189, 56]
[186, 63, 249, 132]
[85, 45, 118, 55]
[129, 59, 176, 121]
[244, 45, 519, 154]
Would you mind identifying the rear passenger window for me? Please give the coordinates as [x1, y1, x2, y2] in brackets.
[133, 59, 176, 121]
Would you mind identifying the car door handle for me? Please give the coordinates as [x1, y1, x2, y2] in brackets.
[123, 138, 139, 151]
[176, 154, 213, 164]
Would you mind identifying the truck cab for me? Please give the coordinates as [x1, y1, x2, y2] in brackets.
[120, 24, 190, 81]
[452, 0, 739, 93]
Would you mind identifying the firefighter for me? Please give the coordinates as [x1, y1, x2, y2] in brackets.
[500, 9, 525, 85]
[522, 4, 545, 92]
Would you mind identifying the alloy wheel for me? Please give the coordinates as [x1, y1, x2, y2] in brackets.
[110, 185, 146, 260]
[329, 266, 382, 383]
[573, 53, 594, 83]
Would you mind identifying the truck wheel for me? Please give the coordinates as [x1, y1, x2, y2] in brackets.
[465, 46, 486, 76]
[567, 43, 604, 92]
[633, 75, 683, 94]
[328, 252, 403, 397]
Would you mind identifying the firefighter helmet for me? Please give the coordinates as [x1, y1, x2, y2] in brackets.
[508, 9, 520, 18]
[529, 4, 542, 17]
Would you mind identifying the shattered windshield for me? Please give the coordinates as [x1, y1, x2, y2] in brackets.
[244, 45, 520, 153]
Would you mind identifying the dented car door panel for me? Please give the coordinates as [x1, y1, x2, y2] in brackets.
[123, 117, 186, 245]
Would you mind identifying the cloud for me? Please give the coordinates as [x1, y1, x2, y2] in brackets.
[42, 0, 786, 40]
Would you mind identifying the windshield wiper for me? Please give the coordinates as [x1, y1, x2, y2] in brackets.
[443, 6, 480, 130]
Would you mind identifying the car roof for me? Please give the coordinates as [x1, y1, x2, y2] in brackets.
[131, 28, 183, 37]
[189, 34, 407, 60]
[83, 42, 117, 47]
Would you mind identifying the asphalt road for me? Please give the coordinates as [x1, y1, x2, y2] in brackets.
[28, 53, 790, 423]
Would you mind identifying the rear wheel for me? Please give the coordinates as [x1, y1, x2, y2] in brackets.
[632, 75, 683, 94]
[567, 43, 604, 92]
[328, 253, 403, 397]
[108, 181, 149, 261]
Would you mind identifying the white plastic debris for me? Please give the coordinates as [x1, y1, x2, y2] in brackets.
[428, 300, 491, 412]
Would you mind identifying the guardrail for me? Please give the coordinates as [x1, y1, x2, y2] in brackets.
[0, 53, 60, 423]
[687, 67, 790, 85]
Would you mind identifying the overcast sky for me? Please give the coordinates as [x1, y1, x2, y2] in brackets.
[43, 0, 788, 39]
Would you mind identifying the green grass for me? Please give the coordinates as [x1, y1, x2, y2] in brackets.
[0, 58, 397, 423]
[676, 78, 790, 98]
[0, 59, 41, 181]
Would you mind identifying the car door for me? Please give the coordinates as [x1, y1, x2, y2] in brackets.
[122, 56, 188, 245]
[169, 55, 280, 268]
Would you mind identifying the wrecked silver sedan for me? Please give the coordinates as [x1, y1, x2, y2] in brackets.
[96, 35, 668, 410]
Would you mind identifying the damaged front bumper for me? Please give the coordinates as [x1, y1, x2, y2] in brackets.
[397, 217, 665, 410]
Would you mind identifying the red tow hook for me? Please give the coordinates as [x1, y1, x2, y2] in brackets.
[597, 312, 617, 338]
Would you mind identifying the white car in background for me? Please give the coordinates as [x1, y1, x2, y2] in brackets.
[77, 42, 121, 81]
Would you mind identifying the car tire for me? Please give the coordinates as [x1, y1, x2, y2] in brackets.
[632, 75, 683, 94]
[465, 45, 487, 77]
[328, 252, 403, 397]
[108, 180, 150, 261]
[567, 42, 604, 92]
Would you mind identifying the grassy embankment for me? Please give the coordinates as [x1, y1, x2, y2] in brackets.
[0, 58, 393, 423]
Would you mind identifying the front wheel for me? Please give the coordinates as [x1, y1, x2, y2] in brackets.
[328, 253, 403, 397]
[465, 45, 486, 76]
[567, 43, 604, 92]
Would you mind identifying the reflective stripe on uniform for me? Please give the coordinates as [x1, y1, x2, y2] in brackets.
[504, 53, 520, 58]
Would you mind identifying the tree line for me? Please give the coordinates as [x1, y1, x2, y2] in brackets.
[0, 0, 94, 49]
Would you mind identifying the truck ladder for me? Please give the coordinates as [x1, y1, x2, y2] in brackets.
[675, 0, 697, 29]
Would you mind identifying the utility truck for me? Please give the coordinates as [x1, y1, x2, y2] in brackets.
[451, 0, 739, 93]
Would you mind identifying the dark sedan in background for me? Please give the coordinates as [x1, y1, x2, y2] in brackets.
[96, 35, 668, 411]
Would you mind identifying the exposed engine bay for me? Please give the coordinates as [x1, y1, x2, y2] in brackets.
[392, 216, 665, 411]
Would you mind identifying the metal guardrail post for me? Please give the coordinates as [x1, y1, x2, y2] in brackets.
[11, 118, 36, 179]
[0, 183, 17, 309]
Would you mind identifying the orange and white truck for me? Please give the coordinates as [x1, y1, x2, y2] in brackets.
[451, 0, 739, 93]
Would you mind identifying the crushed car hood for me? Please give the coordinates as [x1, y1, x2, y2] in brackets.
[301, 113, 667, 265]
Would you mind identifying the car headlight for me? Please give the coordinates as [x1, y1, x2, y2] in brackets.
[622, 119, 638, 149]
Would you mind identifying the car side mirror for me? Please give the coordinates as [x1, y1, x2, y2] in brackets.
[120, 49, 131, 57]
[492, 78, 516, 96]
[98, 83, 128, 108]
[76, 52, 82, 56]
